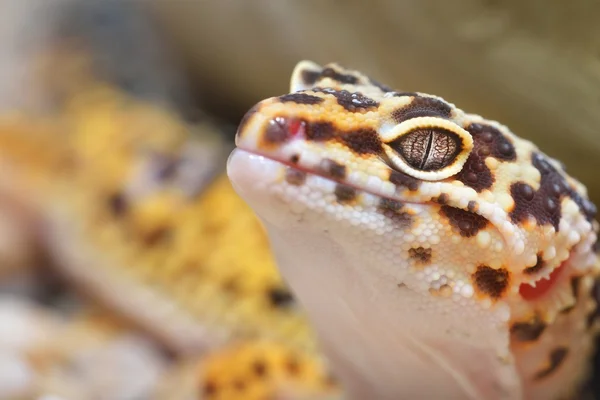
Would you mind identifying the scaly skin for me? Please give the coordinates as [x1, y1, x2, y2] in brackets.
[228, 61, 600, 399]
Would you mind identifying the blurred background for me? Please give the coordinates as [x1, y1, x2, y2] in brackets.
[0, 1, 598, 399]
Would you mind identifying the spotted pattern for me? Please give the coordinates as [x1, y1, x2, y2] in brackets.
[304, 122, 383, 154]
[339, 128, 383, 155]
[456, 123, 516, 192]
[377, 198, 412, 227]
[312, 88, 379, 112]
[388, 170, 419, 191]
[200, 342, 337, 399]
[439, 206, 488, 237]
[472, 266, 510, 300]
[408, 247, 432, 264]
[231, 60, 600, 400]
[510, 152, 596, 230]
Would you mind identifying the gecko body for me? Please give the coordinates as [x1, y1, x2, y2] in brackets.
[228, 61, 600, 399]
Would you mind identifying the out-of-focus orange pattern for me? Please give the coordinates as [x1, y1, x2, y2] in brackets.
[0, 3, 338, 399]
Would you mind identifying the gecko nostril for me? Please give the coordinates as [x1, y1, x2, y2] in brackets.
[264, 117, 290, 144]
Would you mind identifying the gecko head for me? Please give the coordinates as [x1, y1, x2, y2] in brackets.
[227, 61, 598, 355]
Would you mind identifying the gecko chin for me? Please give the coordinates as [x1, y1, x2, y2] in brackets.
[228, 147, 596, 399]
[228, 147, 529, 398]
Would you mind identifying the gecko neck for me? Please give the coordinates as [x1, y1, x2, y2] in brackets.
[261, 220, 523, 400]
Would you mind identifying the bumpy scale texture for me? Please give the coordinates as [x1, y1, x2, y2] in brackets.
[229, 60, 600, 399]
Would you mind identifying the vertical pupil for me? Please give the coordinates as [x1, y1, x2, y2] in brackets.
[389, 128, 461, 171]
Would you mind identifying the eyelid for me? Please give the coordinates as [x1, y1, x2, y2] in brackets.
[380, 116, 474, 181]
[379, 116, 470, 144]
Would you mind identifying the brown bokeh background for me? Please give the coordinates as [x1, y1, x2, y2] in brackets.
[151, 0, 600, 204]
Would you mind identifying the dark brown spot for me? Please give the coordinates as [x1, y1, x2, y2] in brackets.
[320, 67, 358, 84]
[264, 117, 290, 144]
[378, 198, 412, 227]
[533, 347, 568, 380]
[523, 254, 545, 275]
[320, 159, 346, 179]
[313, 88, 379, 112]
[467, 201, 478, 212]
[510, 314, 546, 342]
[456, 123, 516, 192]
[203, 380, 217, 396]
[301, 70, 320, 86]
[142, 226, 171, 246]
[222, 278, 239, 294]
[389, 170, 420, 191]
[237, 103, 259, 138]
[509, 153, 592, 230]
[518, 184, 535, 201]
[391, 96, 452, 123]
[409, 247, 432, 264]
[290, 154, 300, 164]
[335, 184, 356, 203]
[108, 193, 128, 216]
[285, 356, 301, 375]
[440, 206, 488, 237]
[305, 121, 336, 141]
[252, 359, 268, 377]
[303, 121, 383, 155]
[435, 193, 449, 205]
[571, 275, 581, 299]
[340, 128, 383, 154]
[279, 93, 324, 105]
[268, 287, 295, 308]
[285, 168, 306, 186]
[472, 266, 510, 299]
[388, 127, 463, 171]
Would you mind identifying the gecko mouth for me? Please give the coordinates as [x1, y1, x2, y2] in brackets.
[232, 147, 426, 208]
[229, 148, 573, 305]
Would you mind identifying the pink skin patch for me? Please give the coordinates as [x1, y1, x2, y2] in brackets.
[519, 262, 566, 301]
[288, 119, 306, 138]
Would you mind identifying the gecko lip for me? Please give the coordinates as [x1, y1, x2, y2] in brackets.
[230, 147, 430, 208]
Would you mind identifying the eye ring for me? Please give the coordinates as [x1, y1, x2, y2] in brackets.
[381, 116, 473, 181]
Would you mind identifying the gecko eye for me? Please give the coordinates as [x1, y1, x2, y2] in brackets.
[380, 116, 473, 181]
